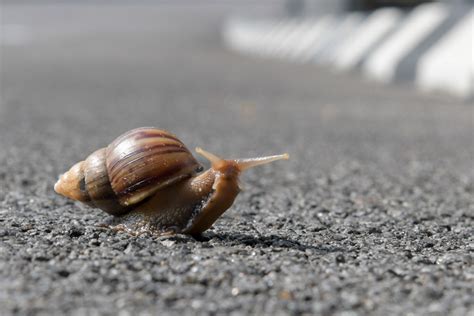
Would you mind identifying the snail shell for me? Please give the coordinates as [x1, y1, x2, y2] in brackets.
[55, 127, 289, 236]
[55, 127, 202, 216]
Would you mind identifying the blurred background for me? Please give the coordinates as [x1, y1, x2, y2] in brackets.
[225, 0, 473, 99]
[286, 0, 472, 14]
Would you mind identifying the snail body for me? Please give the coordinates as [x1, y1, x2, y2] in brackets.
[54, 127, 288, 237]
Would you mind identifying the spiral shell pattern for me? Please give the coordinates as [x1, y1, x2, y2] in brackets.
[105, 127, 202, 206]
[82, 148, 130, 215]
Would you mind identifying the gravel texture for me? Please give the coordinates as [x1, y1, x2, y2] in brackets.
[0, 3, 473, 316]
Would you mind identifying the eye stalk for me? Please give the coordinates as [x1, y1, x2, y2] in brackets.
[234, 153, 290, 171]
[195, 147, 289, 173]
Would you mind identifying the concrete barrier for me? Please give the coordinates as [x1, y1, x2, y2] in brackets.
[287, 16, 335, 61]
[332, 8, 403, 70]
[314, 12, 366, 64]
[265, 21, 300, 57]
[363, 3, 449, 83]
[275, 20, 316, 58]
[222, 4, 473, 100]
[416, 9, 474, 99]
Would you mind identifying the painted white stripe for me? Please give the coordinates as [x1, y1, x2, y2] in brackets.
[287, 16, 336, 61]
[314, 12, 366, 64]
[333, 8, 403, 70]
[225, 19, 268, 54]
[223, 19, 247, 51]
[363, 3, 449, 83]
[254, 20, 283, 56]
[249, 20, 277, 55]
[249, 21, 277, 55]
[266, 21, 303, 57]
[275, 20, 315, 58]
[290, 15, 337, 62]
[255, 20, 286, 56]
[222, 8, 472, 100]
[416, 10, 474, 99]
[248, 21, 272, 53]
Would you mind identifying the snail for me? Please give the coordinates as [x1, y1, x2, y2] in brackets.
[54, 127, 289, 237]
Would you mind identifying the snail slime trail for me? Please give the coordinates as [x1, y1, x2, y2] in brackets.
[55, 127, 289, 237]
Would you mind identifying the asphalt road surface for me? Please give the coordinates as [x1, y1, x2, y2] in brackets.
[1, 2, 473, 315]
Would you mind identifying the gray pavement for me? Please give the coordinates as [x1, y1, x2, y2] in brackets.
[0, 2, 473, 316]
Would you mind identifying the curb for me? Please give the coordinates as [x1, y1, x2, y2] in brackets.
[223, 3, 473, 100]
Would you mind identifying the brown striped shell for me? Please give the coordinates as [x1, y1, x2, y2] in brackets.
[54, 127, 202, 216]
[106, 127, 202, 206]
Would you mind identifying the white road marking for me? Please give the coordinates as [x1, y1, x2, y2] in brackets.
[363, 3, 448, 83]
[332, 8, 403, 70]
[416, 10, 474, 99]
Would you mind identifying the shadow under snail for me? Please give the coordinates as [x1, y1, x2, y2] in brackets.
[54, 127, 289, 237]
